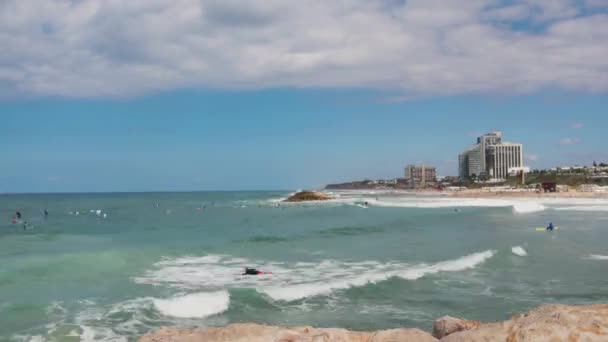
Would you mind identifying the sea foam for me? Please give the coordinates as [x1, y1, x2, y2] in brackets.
[511, 202, 546, 214]
[153, 291, 230, 318]
[136, 251, 495, 302]
[511, 246, 528, 256]
[589, 254, 608, 260]
[262, 250, 495, 301]
[274, 192, 608, 214]
[555, 206, 608, 212]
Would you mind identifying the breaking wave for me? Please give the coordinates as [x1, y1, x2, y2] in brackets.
[135, 251, 495, 302]
[511, 246, 528, 256]
[153, 291, 230, 318]
[555, 206, 608, 212]
[267, 193, 608, 214]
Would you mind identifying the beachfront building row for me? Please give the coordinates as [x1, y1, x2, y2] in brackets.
[404, 164, 437, 187]
[458, 131, 524, 181]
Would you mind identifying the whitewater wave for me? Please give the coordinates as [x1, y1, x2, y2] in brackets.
[153, 291, 230, 318]
[360, 197, 550, 214]
[135, 251, 495, 302]
[511, 246, 528, 256]
[266, 192, 608, 214]
[12, 292, 229, 342]
[269, 195, 549, 214]
[511, 203, 546, 214]
[555, 206, 608, 212]
[589, 254, 608, 260]
[263, 250, 495, 301]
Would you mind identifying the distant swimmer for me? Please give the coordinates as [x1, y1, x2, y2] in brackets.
[546, 222, 555, 231]
[44, 209, 49, 219]
[242, 267, 271, 275]
[16, 211, 22, 219]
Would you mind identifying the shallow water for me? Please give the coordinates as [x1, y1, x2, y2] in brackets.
[1, 191, 608, 341]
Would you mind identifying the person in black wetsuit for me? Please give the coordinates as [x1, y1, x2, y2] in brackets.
[242, 267, 261, 275]
[16, 211, 22, 219]
[546, 222, 555, 231]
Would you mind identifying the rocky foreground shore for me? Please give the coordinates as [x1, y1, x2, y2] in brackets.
[141, 303, 608, 341]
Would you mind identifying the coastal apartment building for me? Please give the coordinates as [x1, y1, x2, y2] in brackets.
[404, 165, 436, 187]
[458, 131, 524, 181]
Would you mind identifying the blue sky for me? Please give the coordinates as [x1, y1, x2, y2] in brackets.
[2, 90, 606, 192]
[1, 0, 607, 192]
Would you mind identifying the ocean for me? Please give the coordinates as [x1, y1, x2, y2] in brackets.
[1, 191, 608, 341]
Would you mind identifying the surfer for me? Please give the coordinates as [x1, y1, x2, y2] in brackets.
[16, 211, 22, 219]
[546, 222, 555, 231]
[242, 267, 269, 275]
[44, 209, 49, 219]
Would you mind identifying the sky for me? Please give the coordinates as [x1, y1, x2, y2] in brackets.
[1, 0, 607, 192]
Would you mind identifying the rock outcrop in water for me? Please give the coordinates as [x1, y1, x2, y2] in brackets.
[284, 191, 332, 202]
[140, 304, 608, 342]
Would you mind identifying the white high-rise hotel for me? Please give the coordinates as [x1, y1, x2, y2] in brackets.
[459, 131, 523, 180]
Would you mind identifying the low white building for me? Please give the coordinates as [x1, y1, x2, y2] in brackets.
[508, 166, 530, 176]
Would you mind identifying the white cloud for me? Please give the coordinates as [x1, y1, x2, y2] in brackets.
[585, 0, 608, 9]
[0, 0, 607, 98]
[559, 137, 580, 145]
[571, 122, 584, 129]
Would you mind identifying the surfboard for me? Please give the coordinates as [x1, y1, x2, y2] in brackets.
[535, 227, 559, 231]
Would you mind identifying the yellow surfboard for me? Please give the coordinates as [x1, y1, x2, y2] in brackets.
[535, 227, 559, 231]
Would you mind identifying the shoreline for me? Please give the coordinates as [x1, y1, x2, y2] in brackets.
[140, 303, 608, 341]
[325, 188, 608, 199]
[445, 190, 608, 199]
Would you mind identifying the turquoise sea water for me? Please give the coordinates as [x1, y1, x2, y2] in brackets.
[1, 191, 608, 341]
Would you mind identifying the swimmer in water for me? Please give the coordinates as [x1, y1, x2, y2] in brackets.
[241, 267, 271, 275]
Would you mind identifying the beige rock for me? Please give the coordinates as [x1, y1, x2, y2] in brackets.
[433, 316, 480, 339]
[371, 328, 438, 341]
[139, 324, 437, 342]
[140, 304, 608, 342]
[440, 304, 608, 342]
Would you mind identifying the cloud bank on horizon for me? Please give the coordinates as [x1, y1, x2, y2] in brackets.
[1, 0, 607, 98]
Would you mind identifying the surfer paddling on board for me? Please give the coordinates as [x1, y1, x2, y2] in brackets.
[242, 267, 271, 275]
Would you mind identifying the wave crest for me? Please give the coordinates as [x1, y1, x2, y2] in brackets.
[136, 251, 495, 302]
[511, 246, 528, 256]
[153, 291, 230, 318]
